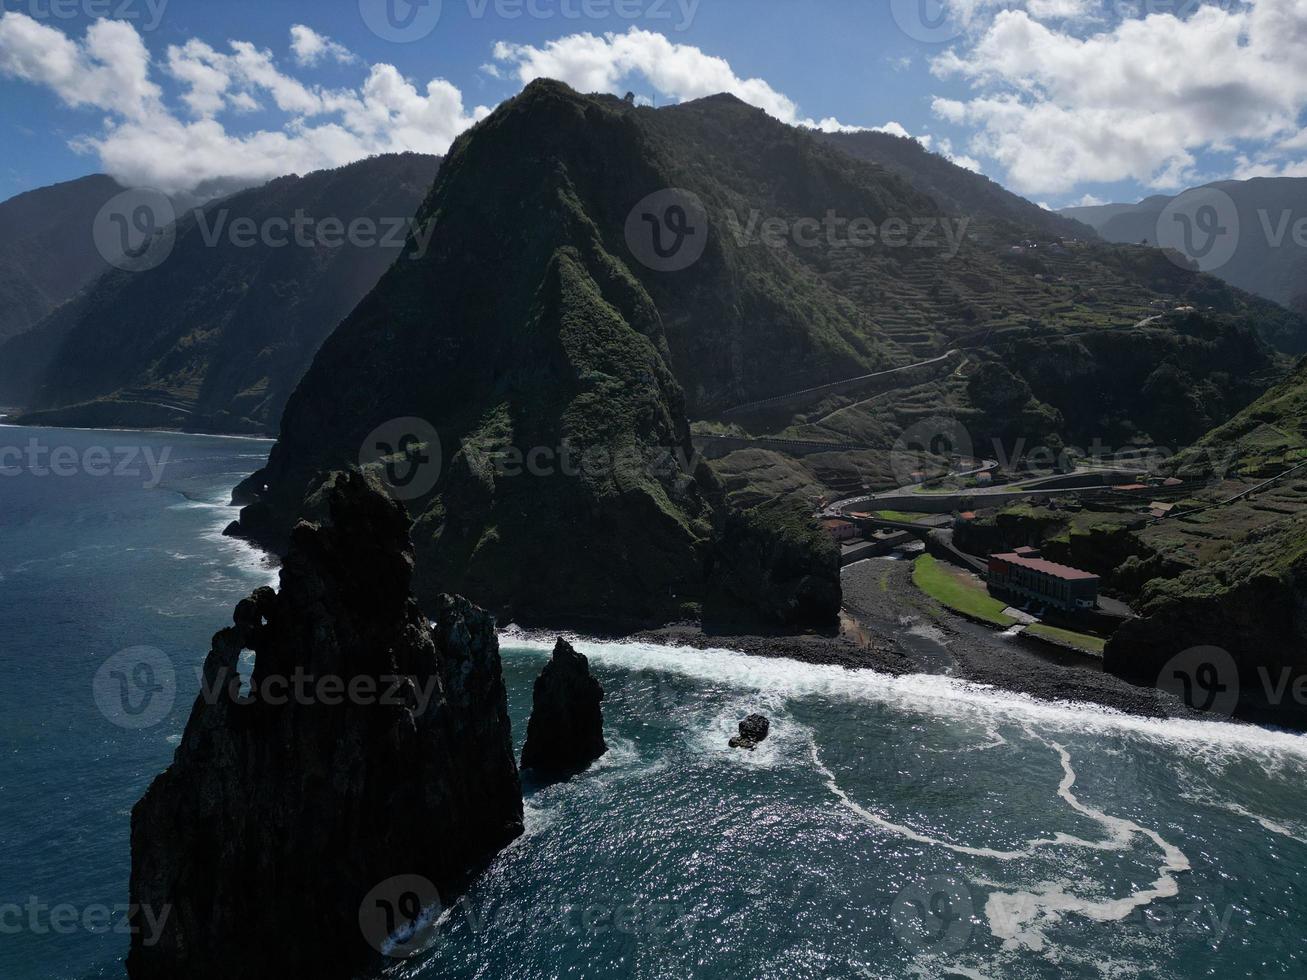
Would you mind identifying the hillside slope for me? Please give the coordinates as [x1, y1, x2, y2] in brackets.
[1062, 178, 1307, 315]
[0, 174, 123, 343]
[1105, 356, 1307, 722]
[821, 130, 1095, 242]
[231, 81, 1303, 629]
[1, 154, 438, 433]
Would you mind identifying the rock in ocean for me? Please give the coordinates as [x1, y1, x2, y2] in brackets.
[520, 638, 606, 775]
[126, 470, 523, 980]
[729, 713, 771, 750]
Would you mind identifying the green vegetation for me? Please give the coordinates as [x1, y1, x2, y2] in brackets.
[912, 555, 1017, 627]
[874, 509, 930, 522]
[1026, 623, 1107, 654]
[2, 154, 440, 431]
[222, 79, 1307, 632]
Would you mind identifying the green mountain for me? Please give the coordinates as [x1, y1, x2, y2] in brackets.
[0, 154, 439, 433]
[821, 130, 1095, 242]
[0, 174, 123, 345]
[1104, 355, 1307, 718]
[229, 80, 1304, 631]
[1062, 178, 1307, 317]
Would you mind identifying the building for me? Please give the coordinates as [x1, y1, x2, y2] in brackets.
[822, 518, 858, 542]
[987, 550, 1099, 613]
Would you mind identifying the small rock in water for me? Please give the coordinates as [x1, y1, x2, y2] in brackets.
[729, 713, 770, 750]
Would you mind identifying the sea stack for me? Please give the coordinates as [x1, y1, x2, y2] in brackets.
[729, 713, 771, 750]
[126, 470, 523, 980]
[520, 638, 606, 775]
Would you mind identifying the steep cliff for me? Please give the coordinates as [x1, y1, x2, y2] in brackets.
[127, 470, 523, 979]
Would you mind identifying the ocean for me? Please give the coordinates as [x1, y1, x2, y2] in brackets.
[2, 424, 1305, 979]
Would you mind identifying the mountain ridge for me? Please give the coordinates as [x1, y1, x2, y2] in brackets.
[0, 153, 439, 433]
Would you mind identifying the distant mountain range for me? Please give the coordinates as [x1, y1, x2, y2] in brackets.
[1062, 178, 1307, 312]
[0, 174, 123, 343]
[0, 153, 439, 432]
[224, 80, 1305, 630]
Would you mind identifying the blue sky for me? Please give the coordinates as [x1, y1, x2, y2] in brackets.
[1, 0, 1305, 209]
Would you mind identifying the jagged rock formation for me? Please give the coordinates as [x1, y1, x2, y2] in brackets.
[127, 470, 523, 980]
[520, 638, 606, 774]
[729, 713, 770, 750]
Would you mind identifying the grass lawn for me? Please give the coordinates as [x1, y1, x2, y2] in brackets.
[1025, 623, 1107, 654]
[874, 509, 930, 523]
[912, 555, 1017, 627]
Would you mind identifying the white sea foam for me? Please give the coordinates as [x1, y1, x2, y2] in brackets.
[497, 632, 1307, 765]
[1219, 802, 1307, 845]
[811, 726, 1190, 956]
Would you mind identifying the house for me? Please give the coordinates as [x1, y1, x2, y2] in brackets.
[821, 518, 858, 542]
[976, 471, 993, 485]
[1149, 501, 1176, 520]
[987, 551, 1099, 613]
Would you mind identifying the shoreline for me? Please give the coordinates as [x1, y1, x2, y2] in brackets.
[569, 557, 1222, 729]
[0, 420, 277, 442]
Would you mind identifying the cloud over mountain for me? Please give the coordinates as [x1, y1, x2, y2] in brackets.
[929, 0, 1307, 196]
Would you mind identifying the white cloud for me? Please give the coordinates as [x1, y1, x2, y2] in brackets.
[1073, 192, 1107, 206]
[289, 25, 355, 67]
[928, 0, 1307, 195]
[491, 28, 866, 131]
[0, 12, 488, 195]
[0, 13, 159, 119]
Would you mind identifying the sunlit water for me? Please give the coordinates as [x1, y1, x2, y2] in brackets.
[2, 426, 1306, 979]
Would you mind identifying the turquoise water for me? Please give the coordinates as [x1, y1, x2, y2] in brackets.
[3, 425, 1307, 978]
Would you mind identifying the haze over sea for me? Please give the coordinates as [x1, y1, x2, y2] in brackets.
[2, 424, 1306, 979]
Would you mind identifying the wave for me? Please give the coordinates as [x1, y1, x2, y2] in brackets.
[811, 728, 1189, 955]
[497, 632, 1307, 765]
